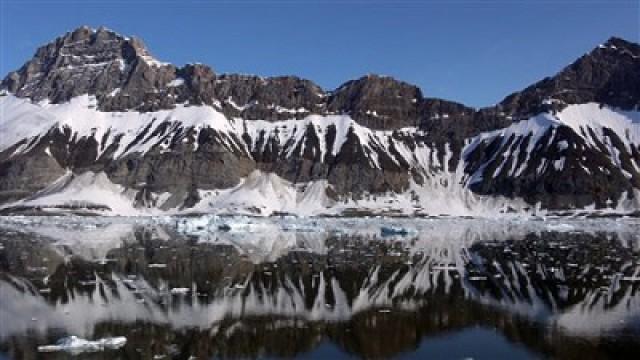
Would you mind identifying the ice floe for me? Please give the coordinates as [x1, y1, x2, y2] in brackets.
[37, 335, 126, 354]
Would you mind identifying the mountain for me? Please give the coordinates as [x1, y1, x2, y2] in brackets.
[0, 26, 639, 216]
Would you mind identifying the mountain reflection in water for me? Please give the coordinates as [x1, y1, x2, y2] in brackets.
[1, 216, 640, 359]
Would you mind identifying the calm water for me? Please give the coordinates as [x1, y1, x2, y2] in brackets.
[1, 216, 640, 359]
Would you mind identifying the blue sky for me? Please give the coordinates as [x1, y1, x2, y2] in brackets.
[1, 1, 638, 107]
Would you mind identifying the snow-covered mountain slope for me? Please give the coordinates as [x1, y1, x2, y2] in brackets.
[464, 103, 640, 209]
[1, 27, 640, 215]
[0, 93, 528, 216]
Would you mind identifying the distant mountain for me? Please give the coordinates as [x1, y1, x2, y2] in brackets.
[1, 26, 639, 216]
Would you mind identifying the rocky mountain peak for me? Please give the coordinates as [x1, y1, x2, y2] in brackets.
[498, 36, 640, 118]
[35, 25, 163, 68]
[600, 36, 640, 53]
[2, 28, 639, 133]
[1, 26, 175, 108]
[331, 74, 422, 98]
[327, 74, 424, 129]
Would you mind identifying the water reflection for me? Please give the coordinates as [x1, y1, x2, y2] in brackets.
[1, 217, 640, 359]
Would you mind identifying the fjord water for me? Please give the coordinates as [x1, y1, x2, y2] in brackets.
[1, 217, 640, 359]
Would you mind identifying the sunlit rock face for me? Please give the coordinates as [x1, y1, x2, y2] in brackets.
[1, 216, 640, 358]
[1, 28, 640, 215]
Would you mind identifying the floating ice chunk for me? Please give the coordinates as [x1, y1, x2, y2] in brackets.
[217, 223, 232, 231]
[148, 263, 167, 268]
[546, 223, 576, 232]
[176, 216, 274, 234]
[279, 222, 322, 232]
[170, 287, 190, 294]
[468, 276, 488, 281]
[380, 225, 417, 237]
[217, 219, 270, 233]
[38, 336, 127, 353]
[176, 215, 216, 234]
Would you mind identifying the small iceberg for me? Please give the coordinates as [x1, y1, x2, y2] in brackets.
[545, 223, 576, 232]
[279, 222, 322, 232]
[38, 335, 127, 354]
[176, 215, 215, 234]
[217, 218, 271, 233]
[380, 225, 417, 237]
[170, 287, 190, 294]
[148, 263, 167, 268]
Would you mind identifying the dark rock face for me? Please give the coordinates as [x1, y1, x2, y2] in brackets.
[327, 75, 423, 129]
[1, 27, 640, 212]
[213, 75, 326, 121]
[0, 151, 66, 203]
[464, 124, 640, 209]
[105, 127, 257, 207]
